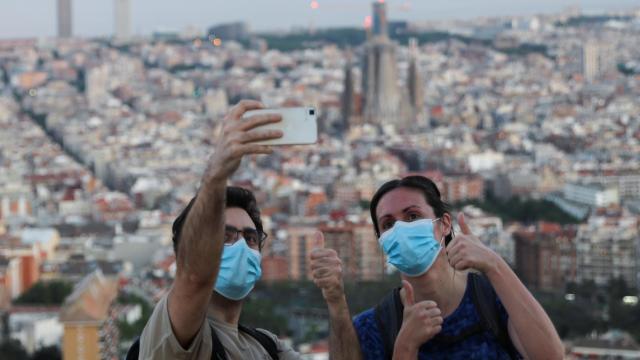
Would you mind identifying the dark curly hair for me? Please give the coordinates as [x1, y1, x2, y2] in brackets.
[171, 186, 265, 253]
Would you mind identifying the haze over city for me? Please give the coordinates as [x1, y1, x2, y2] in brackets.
[0, 0, 639, 38]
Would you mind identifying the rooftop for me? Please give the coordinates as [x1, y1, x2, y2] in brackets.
[58, 269, 118, 323]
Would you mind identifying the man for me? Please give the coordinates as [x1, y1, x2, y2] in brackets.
[139, 100, 301, 359]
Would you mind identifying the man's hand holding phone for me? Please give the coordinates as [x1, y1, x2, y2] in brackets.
[243, 107, 318, 146]
[205, 100, 283, 184]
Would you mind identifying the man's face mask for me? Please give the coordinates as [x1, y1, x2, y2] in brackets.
[378, 218, 444, 277]
[214, 238, 262, 300]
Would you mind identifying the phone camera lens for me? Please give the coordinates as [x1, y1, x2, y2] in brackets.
[309, 109, 315, 116]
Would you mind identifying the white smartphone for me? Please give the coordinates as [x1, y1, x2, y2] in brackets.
[243, 107, 318, 145]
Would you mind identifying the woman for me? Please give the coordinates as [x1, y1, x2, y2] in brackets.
[351, 175, 563, 359]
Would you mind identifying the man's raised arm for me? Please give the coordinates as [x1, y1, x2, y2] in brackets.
[168, 100, 282, 348]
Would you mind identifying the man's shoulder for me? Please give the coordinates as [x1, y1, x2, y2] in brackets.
[139, 291, 211, 358]
[254, 327, 277, 338]
[142, 291, 169, 328]
[253, 327, 301, 359]
[252, 327, 285, 349]
[141, 291, 169, 335]
[139, 291, 171, 350]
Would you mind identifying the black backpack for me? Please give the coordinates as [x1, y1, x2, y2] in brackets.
[126, 323, 279, 360]
[373, 272, 520, 359]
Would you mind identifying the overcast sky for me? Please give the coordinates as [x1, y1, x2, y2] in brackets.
[0, 0, 638, 39]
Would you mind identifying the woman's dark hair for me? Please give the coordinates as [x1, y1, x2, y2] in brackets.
[370, 175, 454, 245]
[172, 186, 265, 253]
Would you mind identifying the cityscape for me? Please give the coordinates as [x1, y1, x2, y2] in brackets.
[2, 0, 640, 359]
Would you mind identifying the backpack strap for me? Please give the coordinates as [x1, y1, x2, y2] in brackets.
[469, 272, 520, 359]
[125, 337, 140, 360]
[238, 324, 280, 360]
[373, 287, 403, 360]
[209, 323, 228, 360]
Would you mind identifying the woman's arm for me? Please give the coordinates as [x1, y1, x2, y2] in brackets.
[485, 257, 563, 359]
[447, 213, 563, 359]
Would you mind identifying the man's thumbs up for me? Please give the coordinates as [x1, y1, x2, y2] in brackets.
[310, 230, 344, 305]
[312, 230, 325, 250]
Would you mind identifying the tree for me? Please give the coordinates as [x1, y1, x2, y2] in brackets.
[0, 339, 28, 360]
[454, 194, 582, 225]
[606, 277, 640, 337]
[540, 296, 603, 339]
[31, 346, 61, 360]
[13, 281, 73, 306]
[116, 293, 153, 341]
[608, 277, 633, 301]
[574, 279, 598, 303]
[240, 297, 289, 336]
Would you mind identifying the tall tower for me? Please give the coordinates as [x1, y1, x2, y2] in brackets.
[341, 52, 356, 130]
[407, 38, 425, 125]
[372, 1, 389, 38]
[362, 1, 405, 127]
[582, 42, 599, 82]
[57, 0, 73, 38]
[582, 41, 615, 82]
[114, 0, 132, 41]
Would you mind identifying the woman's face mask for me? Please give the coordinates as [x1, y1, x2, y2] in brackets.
[378, 218, 444, 277]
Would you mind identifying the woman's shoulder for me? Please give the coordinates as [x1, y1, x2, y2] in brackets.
[353, 308, 377, 330]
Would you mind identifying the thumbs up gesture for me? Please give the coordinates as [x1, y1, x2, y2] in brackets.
[446, 213, 500, 275]
[394, 280, 443, 356]
[309, 231, 345, 305]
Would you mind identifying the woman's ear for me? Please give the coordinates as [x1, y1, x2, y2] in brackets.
[442, 213, 453, 246]
[442, 213, 452, 236]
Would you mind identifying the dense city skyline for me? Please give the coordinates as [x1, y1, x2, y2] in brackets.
[0, 0, 639, 39]
[2, 1, 640, 358]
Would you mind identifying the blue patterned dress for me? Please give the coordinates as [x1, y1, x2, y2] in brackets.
[353, 274, 519, 359]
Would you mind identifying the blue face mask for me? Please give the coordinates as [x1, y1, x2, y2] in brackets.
[378, 218, 443, 277]
[214, 238, 262, 300]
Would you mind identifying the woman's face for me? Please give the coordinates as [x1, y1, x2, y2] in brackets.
[376, 187, 450, 241]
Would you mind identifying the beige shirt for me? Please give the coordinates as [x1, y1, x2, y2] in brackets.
[139, 293, 301, 360]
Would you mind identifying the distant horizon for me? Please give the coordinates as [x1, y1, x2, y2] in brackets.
[0, 0, 639, 40]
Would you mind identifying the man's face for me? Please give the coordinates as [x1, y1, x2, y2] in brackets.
[224, 207, 262, 250]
